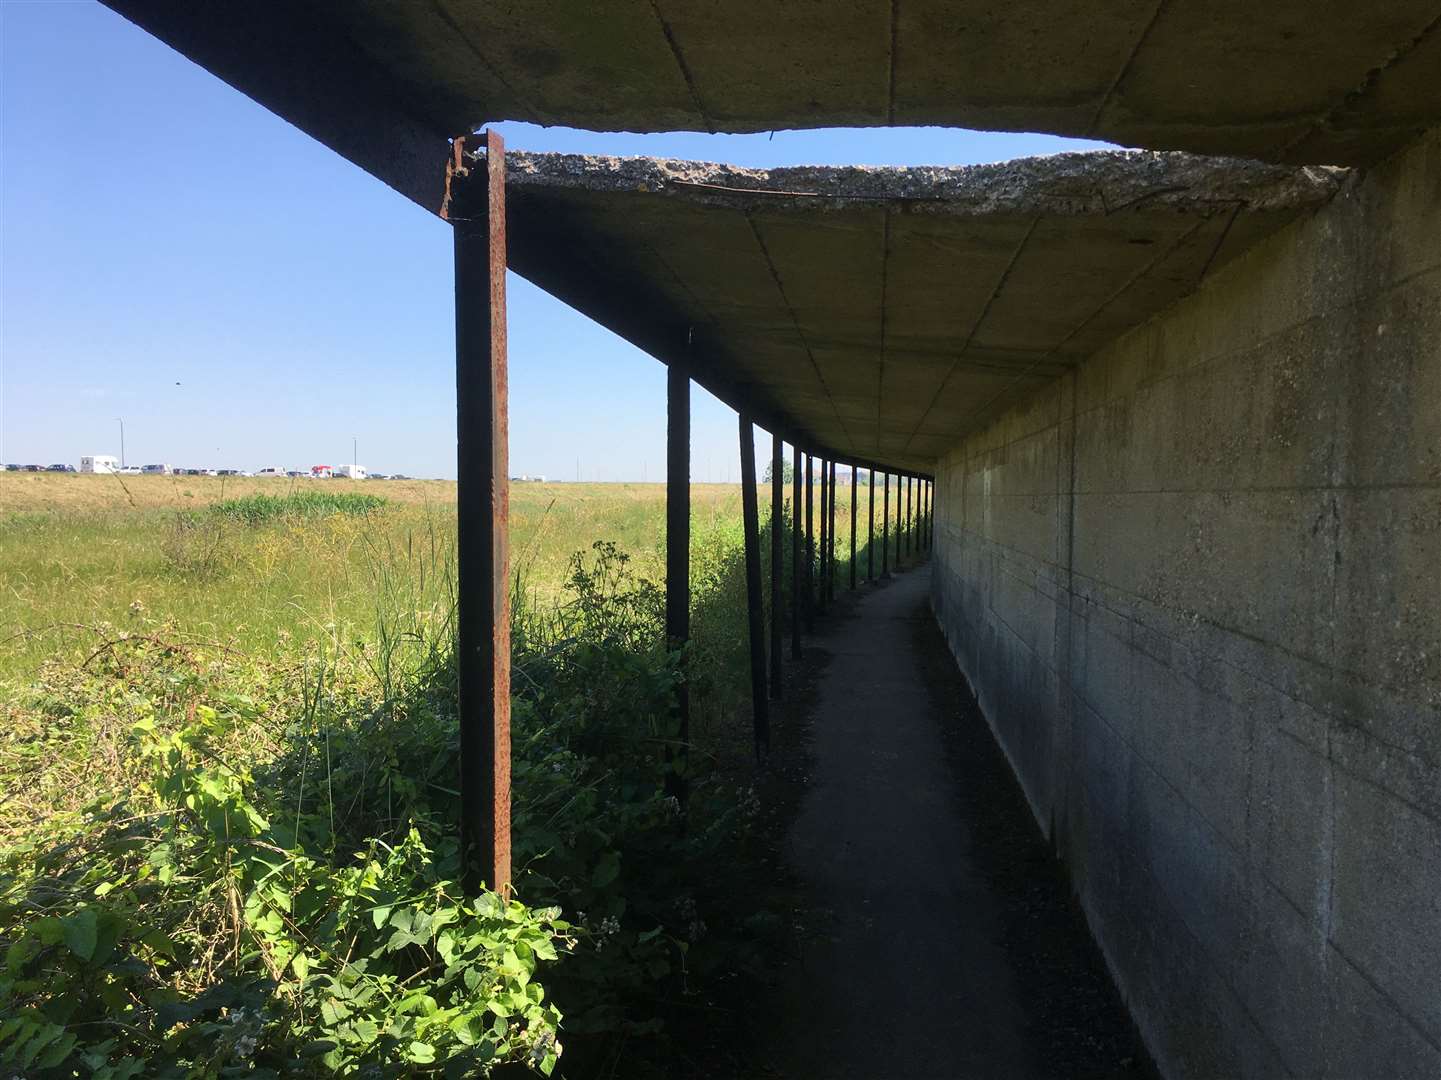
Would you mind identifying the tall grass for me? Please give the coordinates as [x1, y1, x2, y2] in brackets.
[210, 490, 387, 524]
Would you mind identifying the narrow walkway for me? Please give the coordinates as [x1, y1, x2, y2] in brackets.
[760, 563, 1149, 1080]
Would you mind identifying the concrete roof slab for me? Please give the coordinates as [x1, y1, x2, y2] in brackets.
[105, 0, 1441, 215]
[477, 149, 1342, 472]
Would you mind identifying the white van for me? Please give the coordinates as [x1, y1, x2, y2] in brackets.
[254, 466, 285, 478]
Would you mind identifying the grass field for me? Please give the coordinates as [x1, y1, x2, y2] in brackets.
[0, 474, 757, 681]
[0, 469, 924, 1076]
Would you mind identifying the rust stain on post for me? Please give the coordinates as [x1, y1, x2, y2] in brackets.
[817, 458, 828, 613]
[791, 444, 803, 659]
[849, 464, 857, 589]
[828, 459, 837, 600]
[804, 453, 814, 631]
[455, 129, 510, 896]
[666, 362, 691, 800]
[868, 469, 875, 581]
[882, 473, 891, 575]
[770, 431, 784, 700]
[739, 415, 770, 759]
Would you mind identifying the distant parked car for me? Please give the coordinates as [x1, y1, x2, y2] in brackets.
[389, 474, 410, 480]
[285, 470, 306, 478]
[117, 466, 142, 475]
[22, 465, 42, 472]
[141, 464, 171, 475]
[4, 464, 20, 471]
[367, 473, 389, 480]
[47, 464, 76, 473]
[254, 467, 284, 478]
[216, 469, 251, 477]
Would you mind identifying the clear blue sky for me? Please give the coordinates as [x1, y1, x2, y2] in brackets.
[1, 1, 1113, 480]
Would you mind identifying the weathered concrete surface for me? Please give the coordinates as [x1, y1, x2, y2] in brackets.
[109, 0, 1441, 187]
[474, 150, 1340, 474]
[930, 126, 1441, 1078]
[770, 567, 1036, 1078]
[763, 565, 1150, 1078]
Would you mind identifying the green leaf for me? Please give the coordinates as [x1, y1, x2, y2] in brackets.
[61, 908, 98, 962]
[593, 852, 622, 889]
[450, 1014, 480, 1046]
[407, 1040, 436, 1064]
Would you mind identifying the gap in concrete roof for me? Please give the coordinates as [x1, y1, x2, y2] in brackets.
[485, 121, 1120, 171]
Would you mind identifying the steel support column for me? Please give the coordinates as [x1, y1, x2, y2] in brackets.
[827, 459, 837, 601]
[913, 477, 921, 553]
[867, 470, 875, 581]
[918, 478, 925, 552]
[817, 458, 828, 612]
[454, 129, 510, 896]
[791, 444, 802, 659]
[925, 480, 932, 551]
[739, 415, 769, 759]
[769, 432, 783, 700]
[849, 464, 857, 589]
[882, 473, 890, 576]
[804, 454, 814, 631]
[904, 476, 912, 560]
[665, 362, 690, 797]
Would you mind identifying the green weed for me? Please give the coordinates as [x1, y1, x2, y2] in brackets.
[210, 491, 388, 525]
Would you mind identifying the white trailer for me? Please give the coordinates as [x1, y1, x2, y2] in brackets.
[334, 463, 367, 479]
[80, 455, 119, 474]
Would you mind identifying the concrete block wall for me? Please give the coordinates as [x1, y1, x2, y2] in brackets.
[930, 127, 1439, 1078]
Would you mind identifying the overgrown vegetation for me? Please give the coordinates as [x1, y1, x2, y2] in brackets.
[209, 492, 388, 526]
[0, 492, 794, 1076]
[0, 479, 755, 680]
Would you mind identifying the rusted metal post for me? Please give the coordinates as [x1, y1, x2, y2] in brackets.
[918, 478, 925, 552]
[827, 459, 837, 601]
[925, 479, 933, 551]
[817, 458, 828, 613]
[904, 476, 912, 561]
[904, 475, 916, 550]
[919, 478, 925, 552]
[665, 362, 690, 798]
[769, 431, 783, 700]
[882, 473, 890, 576]
[739, 415, 769, 759]
[867, 469, 875, 581]
[804, 454, 814, 631]
[791, 444, 802, 659]
[454, 130, 510, 896]
[849, 464, 857, 589]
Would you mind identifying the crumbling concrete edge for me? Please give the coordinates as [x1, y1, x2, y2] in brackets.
[491, 148, 1346, 216]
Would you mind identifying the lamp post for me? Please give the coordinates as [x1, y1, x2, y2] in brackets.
[115, 418, 125, 468]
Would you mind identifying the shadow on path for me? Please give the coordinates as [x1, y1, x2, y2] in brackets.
[757, 563, 1153, 1080]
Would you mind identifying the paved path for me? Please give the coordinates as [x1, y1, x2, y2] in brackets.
[760, 563, 1148, 1080]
